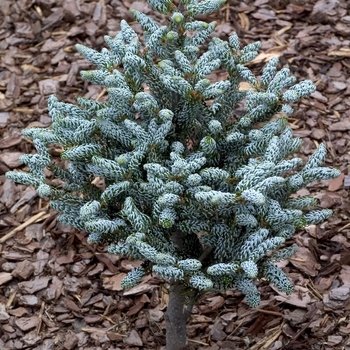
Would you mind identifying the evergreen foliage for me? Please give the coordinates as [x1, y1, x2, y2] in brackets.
[6, 0, 340, 308]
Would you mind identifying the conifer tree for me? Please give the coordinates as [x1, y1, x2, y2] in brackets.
[7, 1, 340, 349]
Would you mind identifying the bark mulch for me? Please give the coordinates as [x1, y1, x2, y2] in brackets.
[1, 0, 350, 349]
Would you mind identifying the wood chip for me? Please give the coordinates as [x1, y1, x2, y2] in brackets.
[0, 272, 13, 286]
[15, 316, 39, 331]
[0, 303, 10, 322]
[0, 152, 23, 168]
[123, 283, 152, 296]
[329, 119, 350, 131]
[11, 260, 35, 280]
[103, 273, 127, 292]
[18, 277, 50, 294]
[328, 173, 345, 191]
[123, 329, 143, 347]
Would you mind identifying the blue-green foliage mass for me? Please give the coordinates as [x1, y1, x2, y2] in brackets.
[6, 0, 340, 308]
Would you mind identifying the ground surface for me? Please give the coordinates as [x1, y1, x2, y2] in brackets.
[1, 0, 350, 349]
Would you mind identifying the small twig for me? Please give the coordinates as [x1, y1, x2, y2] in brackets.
[36, 301, 46, 335]
[249, 325, 282, 350]
[81, 327, 126, 336]
[12, 107, 34, 114]
[106, 323, 118, 332]
[260, 328, 282, 350]
[45, 216, 57, 232]
[44, 309, 54, 322]
[326, 131, 337, 161]
[100, 314, 116, 325]
[103, 300, 113, 316]
[0, 211, 48, 243]
[188, 338, 209, 346]
[96, 88, 106, 102]
[255, 308, 283, 317]
[31, 203, 50, 215]
[6, 289, 17, 309]
[229, 318, 245, 336]
[81, 327, 107, 334]
[306, 280, 323, 300]
[338, 222, 350, 232]
[290, 257, 305, 262]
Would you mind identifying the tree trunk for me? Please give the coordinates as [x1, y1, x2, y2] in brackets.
[165, 282, 194, 350]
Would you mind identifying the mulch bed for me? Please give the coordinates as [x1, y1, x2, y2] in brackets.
[1, 0, 350, 349]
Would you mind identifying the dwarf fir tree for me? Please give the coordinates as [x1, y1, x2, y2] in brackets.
[7, 0, 340, 349]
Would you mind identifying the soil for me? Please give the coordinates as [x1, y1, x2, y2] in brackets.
[1, 0, 350, 349]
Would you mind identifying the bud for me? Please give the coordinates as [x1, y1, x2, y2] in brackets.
[171, 12, 184, 24]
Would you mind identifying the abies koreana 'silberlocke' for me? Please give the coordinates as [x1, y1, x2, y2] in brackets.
[6, 0, 340, 348]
